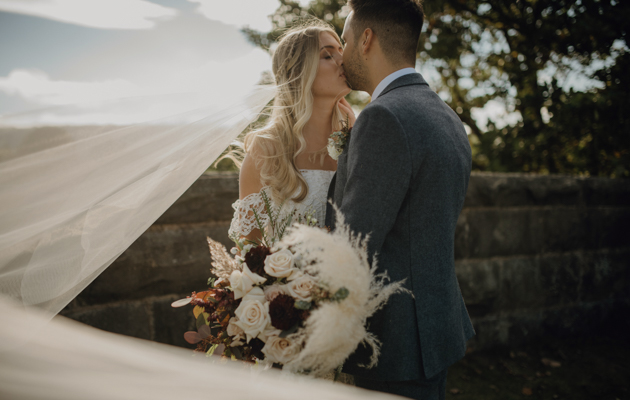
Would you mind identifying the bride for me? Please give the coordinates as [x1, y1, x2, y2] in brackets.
[229, 21, 355, 241]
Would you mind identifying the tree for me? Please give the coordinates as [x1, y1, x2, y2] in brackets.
[243, 0, 630, 177]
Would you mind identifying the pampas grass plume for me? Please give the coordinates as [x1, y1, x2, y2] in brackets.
[279, 207, 409, 377]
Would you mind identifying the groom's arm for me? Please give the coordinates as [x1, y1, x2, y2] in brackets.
[339, 104, 413, 260]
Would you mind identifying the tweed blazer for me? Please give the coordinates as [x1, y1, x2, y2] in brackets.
[325, 73, 475, 381]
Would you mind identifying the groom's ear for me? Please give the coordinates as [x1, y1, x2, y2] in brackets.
[360, 28, 374, 55]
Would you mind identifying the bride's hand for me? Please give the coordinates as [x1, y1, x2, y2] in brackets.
[338, 97, 356, 128]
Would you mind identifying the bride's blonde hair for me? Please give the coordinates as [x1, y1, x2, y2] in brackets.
[242, 21, 344, 204]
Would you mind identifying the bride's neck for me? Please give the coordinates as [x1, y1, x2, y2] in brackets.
[302, 97, 335, 149]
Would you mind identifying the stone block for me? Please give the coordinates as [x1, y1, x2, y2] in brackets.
[456, 208, 543, 258]
[579, 248, 630, 304]
[582, 177, 630, 207]
[464, 173, 583, 208]
[73, 222, 231, 304]
[538, 253, 583, 307]
[457, 248, 630, 318]
[585, 207, 630, 250]
[152, 294, 197, 348]
[455, 259, 501, 317]
[60, 300, 153, 340]
[156, 173, 239, 224]
[454, 206, 627, 258]
[467, 299, 619, 351]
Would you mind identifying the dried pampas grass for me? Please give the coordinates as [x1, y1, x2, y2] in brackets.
[279, 207, 409, 377]
[206, 237, 240, 280]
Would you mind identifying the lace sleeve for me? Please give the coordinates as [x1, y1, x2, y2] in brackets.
[227, 189, 271, 240]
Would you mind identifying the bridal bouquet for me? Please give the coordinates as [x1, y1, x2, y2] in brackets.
[172, 190, 407, 377]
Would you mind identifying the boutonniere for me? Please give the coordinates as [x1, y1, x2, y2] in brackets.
[327, 116, 352, 161]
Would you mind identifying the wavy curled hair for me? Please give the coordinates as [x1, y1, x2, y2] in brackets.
[241, 21, 344, 204]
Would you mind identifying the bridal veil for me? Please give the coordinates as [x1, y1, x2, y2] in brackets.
[0, 86, 274, 323]
[0, 79, 398, 400]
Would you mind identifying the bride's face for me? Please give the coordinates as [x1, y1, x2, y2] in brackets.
[311, 32, 351, 100]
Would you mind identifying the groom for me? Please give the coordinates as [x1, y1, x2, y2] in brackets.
[325, 0, 475, 399]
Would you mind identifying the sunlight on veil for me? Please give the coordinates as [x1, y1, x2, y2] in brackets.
[0, 83, 275, 332]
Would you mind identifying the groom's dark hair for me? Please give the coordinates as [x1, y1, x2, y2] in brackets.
[348, 0, 424, 66]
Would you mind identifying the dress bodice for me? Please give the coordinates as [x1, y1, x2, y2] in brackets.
[228, 169, 335, 239]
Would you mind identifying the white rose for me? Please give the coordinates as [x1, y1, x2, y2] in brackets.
[327, 140, 342, 161]
[264, 249, 296, 278]
[227, 317, 244, 338]
[284, 274, 315, 302]
[262, 334, 300, 364]
[287, 269, 303, 281]
[233, 299, 271, 342]
[243, 286, 266, 303]
[258, 325, 282, 343]
[229, 264, 266, 299]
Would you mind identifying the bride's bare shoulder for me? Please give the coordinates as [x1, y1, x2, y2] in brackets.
[239, 146, 264, 199]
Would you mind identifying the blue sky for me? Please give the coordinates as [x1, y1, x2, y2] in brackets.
[0, 0, 311, 124]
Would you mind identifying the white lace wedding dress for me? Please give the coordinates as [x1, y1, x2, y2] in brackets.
[228, 169, 335, 238]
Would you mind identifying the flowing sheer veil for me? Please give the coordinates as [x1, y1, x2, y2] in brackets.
[0, 84, 398, 400]
[0, 85, 274, 326]
[0, 295, 396, 400]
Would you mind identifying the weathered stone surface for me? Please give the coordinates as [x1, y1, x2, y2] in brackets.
[464, 173, 583, 208]
[464, 173, 630, 208]
[62, 172, 630, 352]
[75, 222, 231, 304]
[582, 177, 630, 207]
[468, 299, 626, 351]
[457, 248, 630, 318]
[152, 294, 197, 348]
[455, 207, 630, 259]
[156, 173, 239, 224]
[60, 300, 153, 340]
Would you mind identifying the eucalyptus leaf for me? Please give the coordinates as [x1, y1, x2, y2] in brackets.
[198, 324, 211, 339]
[332, 287, 349, 302]
[195, 313, 207, 330]
[294, 300, 311, 310]
[231, 346, 243, 360]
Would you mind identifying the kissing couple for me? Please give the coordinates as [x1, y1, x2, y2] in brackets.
[229, 0, 475, 399]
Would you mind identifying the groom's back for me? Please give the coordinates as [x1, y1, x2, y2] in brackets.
[341, 72, 474, 381]
[376, 74, 471, 218]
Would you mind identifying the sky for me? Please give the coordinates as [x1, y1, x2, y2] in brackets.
[0, 0, 311, 125]
[1, 0, 620, 128]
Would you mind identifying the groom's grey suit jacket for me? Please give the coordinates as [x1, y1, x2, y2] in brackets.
[325, 73, 475, 381]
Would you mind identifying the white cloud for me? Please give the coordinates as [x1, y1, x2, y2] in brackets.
[189, 0, 313, 32]
[0, 69, 141, 105]
[0, 0, 177, 30]
[0, 48, 272, 125]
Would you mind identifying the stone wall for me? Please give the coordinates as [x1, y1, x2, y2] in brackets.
[60, 172, 630, 351]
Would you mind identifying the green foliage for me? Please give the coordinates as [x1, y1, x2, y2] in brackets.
[242, 0, 348, 53]
[421, 0, 629, 177]
[243, 0, 629, 178]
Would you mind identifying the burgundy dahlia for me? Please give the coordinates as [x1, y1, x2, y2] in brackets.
[244, 245, 271, 276]
[249, 338, 265, 360]
[269, 294, 301, 331]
